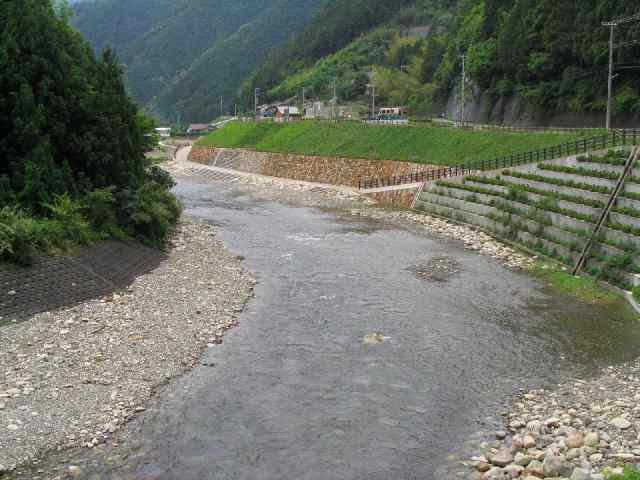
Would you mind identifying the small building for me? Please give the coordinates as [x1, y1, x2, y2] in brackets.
[155, 127, 171, 138]
[275, 106, 302, 121]
[187, 123, 213, 134]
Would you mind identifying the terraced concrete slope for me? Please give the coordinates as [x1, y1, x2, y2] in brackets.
[415, 148, 640, 290]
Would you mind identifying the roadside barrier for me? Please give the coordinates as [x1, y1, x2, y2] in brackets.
[358, 129, 640, 190]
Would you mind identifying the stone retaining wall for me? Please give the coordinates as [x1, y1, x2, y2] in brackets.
[365, 187, 423, 209]
[189, 146, 437, 188]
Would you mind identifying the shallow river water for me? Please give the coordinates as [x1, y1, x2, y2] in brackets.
[45, 178, 640, 479]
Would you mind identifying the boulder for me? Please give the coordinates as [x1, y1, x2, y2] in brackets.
[504, 464, 524, 477]
[570, 468, 591, 480]
[490, 449, 514, 468]
[543, 454, 574, 477]
[609, 417, 632, 429]
[566, 432, 584, 449]
[514, 452, 532, 466]
[525, 460, 544, 478]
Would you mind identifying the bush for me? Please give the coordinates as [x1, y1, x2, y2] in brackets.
[0, 207, 38, 265]
[120, 180, 182, 248]
[146, 165, 176, 190]
[83, 187, 122, 236]
[43, 194, 95, 247]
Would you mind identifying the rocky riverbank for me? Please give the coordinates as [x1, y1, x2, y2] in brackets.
[168, 158, 535, 272]
[0, 221, 254, 476]
[464, 360, 640, 480]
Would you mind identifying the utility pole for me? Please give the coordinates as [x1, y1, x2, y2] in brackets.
[234, 103, 237, 118]
[331, 77, 337, 120]
[460, 54, 466, 127]
[254, 88, 259, 118]
[602, 13, 640, 130]
[603, 21, 616, 131]
[372, 85, 376, 120]
[220, 96, 223, 118]
[302, 87, 306, 118]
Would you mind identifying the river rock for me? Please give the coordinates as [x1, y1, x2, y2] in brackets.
[545, 417, 561, 428]
[566, 448, 581, 461]
[67, 466, 82, 478]
[566, 432, 584, 449]
[504, 464, 524, 477]
[570, 468, 591, 480]
[588, 453, 603, 463]
[543, 454, 574, 477]
[583, 432, 599, 448]
[609, 417, 632, 429]
[482, 467, 506, 480]
[514, 452, 532, 466]
[490, 449, 514, 467]
[525, 460, 544, 477]
[522, 434, 537, 449]
[526, 420, 543, 435]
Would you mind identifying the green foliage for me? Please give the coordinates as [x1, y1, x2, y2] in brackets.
[267, 28, 397, 102]
[83, 187, 120, 235]
[0, 208, 38, 265]
[607, 466, 640, 480]
[120, 181, 182, 248]
[531, 262, 624, 305]
[0, 0, 180, 264]
[43, 194, 94, 246]
[241, 0, 414, 106]
[198, 120, 586, 165]
[261, 0, 639, 119]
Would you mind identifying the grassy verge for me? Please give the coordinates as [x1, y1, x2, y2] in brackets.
[197, 121, 588, 166]
[530, 261, 627, 306]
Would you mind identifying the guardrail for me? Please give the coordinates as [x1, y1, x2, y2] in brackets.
[358, 129, 640, 190]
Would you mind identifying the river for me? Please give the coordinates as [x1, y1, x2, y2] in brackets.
[40, 177, 640, 479]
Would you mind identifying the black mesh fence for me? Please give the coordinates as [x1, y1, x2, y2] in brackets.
[0, 241, 165, 323]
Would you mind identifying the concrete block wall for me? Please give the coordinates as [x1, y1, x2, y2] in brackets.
[415, 147, 640, 289]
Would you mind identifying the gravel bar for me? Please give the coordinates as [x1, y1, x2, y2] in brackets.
[0, 220, 254, 473]
[463, 362, 640, 480]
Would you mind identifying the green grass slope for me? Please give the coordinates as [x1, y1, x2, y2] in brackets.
[197, 121, 588, 165]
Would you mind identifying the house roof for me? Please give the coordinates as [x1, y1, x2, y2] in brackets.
[188, 123, 211, 131]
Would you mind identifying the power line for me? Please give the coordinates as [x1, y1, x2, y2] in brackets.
[615, 39, 640, 49]
[603, 12, 640, 26]
[601, 12, 640, 130]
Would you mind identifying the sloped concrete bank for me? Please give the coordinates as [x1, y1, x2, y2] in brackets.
[0, 221, 254, 475]
[0, 241, 165, 323]
[188, 145, 437, 188]
[416, 147, 640, 291]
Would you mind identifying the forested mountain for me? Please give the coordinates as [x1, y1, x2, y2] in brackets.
[250, 0, 640, 124]
[72, 0, 323, 122]
[72, 0, 640, 125]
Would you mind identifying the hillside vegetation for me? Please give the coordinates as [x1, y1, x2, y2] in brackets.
[72, 0, 639, 124]
[0, 0, 180, 264]
[72, 0, 322, 122]
[197, 121, 588, 165]
[245, 0, 640, 122]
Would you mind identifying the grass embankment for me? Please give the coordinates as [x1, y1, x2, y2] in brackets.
[531, 262, 640, 322]
[197, 121, 588, 166]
